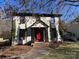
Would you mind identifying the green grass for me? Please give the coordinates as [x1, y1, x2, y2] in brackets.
[41, 42, 79, 59]
[41, 48, 79, 59]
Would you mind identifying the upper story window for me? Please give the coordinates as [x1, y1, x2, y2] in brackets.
[20, 16, 25, 24]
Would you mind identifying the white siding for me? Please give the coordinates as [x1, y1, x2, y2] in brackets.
[25, 16, 51, 28]
[32, 22, 46, 27]
[40, 17, 51, 26]
[25, 16, 36, 28]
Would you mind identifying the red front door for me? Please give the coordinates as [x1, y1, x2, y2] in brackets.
[35, 28, 43, 41]
[36, 31, 41, 41]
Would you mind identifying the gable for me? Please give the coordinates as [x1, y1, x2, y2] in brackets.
[26, 16, 50, 28]
[31, 21, 47, 27]
[40, 17, 51, 26]
[25, 16, 36, 28]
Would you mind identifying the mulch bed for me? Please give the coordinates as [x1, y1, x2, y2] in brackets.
[0, 45, 32, 57]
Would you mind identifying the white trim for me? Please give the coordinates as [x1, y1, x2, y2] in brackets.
[55, 17, 62, 41]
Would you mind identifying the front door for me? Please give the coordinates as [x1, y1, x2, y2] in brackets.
[35, 28, 43, 41]
[31, 28, 45, 42]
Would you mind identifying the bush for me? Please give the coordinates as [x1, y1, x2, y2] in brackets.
[1, 31, 11, 39]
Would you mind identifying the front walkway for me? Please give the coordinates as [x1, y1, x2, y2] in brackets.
[8, 42, 49, 59]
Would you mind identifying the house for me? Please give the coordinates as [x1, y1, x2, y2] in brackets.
[13, 13, 62, 45]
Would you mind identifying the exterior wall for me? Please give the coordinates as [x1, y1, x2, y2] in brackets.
[25, 16, 36, 28]
[40, 17, 51, 26]
[25, 16, 51, 28]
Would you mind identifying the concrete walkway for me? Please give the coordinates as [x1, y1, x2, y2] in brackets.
[0, 42, 49, 59]
[8, 42, 49, 59]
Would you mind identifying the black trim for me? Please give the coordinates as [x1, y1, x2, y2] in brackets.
[13, 12, 62, 17]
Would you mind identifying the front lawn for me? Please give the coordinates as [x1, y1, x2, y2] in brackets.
[41, 42, 79, 59]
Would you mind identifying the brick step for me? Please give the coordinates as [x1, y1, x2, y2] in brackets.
[32, 42, 49, 48]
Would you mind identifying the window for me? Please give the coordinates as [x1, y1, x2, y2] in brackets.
[20, 16, 25, 24]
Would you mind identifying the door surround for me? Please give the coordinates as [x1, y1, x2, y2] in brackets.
[31, 27, 47, 42]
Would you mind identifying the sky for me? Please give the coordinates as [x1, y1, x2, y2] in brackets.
[0, 0, 79, 23]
